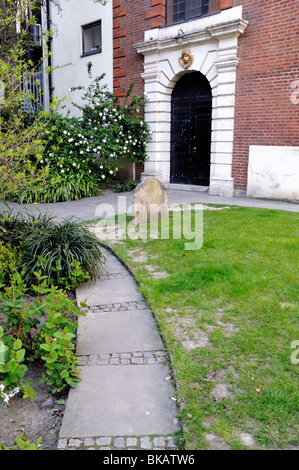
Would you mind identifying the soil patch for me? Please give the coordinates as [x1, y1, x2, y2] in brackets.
[0, 362, 67, 450]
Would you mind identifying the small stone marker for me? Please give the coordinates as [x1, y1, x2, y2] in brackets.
[133, 177, 168, 224]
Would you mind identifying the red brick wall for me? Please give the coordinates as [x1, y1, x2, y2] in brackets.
[232, 0, 299, 191]
[113, 0, 165, 101]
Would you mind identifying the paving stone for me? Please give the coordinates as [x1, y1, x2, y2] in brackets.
[68, 439, 81, 448]
[60, 365, 179, 438]
[76, 309, 163, 355]
[76, 276, 143, 306]
[127, 437, 137, 447]
[84, 438, 95, 447]
[96, 437, 112, 446]
[57, 439, 67, 449]
[114, 437, 125, 448]
[140, 436, 153, 449]
[154, 436, 166, 448]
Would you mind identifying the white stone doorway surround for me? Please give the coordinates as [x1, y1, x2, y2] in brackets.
[135, 6, 248, 197]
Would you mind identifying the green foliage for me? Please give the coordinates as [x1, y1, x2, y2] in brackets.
[0, 325, 33, 399]
[0, 241, 21, 285]
[113, 179, 138, 193]
[0, 1, 50, 200]
[0, 432, 42, 450]
[0, 210, 103, 290]
[0, 271, 86, 397]
[21, 217, 103, 289]
[33, 282, 85, 393]
[7, 71, 151, 203]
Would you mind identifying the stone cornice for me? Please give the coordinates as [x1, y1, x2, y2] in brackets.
[135, 18, 248, 55]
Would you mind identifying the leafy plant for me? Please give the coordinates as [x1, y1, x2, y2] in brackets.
[0, 241, 21, 285]
[0, 326, 35, 402]
[0, 432, 42, 450]
[7, 69, 151, 204]
[113, 180, 138, 193]
[0, 210, 103, 290]
[20, 217, 103, 289]
[33, 283, 86, 393]
[0, 271, 86, 396]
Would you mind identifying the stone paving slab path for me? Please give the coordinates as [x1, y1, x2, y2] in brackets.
[58, 248, 180, 450]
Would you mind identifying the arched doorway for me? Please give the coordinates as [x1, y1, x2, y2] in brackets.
[170, 72, 212, 186]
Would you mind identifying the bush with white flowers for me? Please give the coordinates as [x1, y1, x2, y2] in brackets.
[13, 73, 151, 203]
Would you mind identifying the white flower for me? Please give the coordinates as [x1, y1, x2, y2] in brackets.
[63, 130, 68, 134]
[80, 151, 84, 154]
[109, 170, 113, 175]
[61, 169, 65, 173]
[102, 175, 105, 179]
[73, 162, 76, 166]
[40, 160, 44, 163]
[100, 165, 103, 169]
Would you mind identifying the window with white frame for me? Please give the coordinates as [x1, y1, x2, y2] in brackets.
[82, 21, 102, 56]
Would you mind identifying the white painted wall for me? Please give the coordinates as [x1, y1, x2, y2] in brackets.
[247, 146, 299, 202]
[45, 0, 113, 116]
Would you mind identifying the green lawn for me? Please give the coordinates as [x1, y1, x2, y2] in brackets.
[101, 204, 298, 450]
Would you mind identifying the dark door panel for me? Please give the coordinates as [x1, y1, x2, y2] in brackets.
[170, 72, 212, 186]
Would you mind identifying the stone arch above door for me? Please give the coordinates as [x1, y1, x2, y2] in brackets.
[135, 6, 248, 197]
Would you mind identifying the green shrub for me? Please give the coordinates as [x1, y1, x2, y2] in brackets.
[21, 217, 103, 289]
[113, 180, 138, 193]
[0, 241, 21, 285]
[0, 211, 104, 290]
[7, 70, 151, 204]
[0, 272, 86, 396]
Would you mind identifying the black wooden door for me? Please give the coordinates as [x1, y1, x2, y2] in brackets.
[170, 72, 212, 186]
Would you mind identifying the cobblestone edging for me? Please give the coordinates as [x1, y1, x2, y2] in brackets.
[77, 350, 168, 367]
[98, 272, 129, 281]
[82, 301, 148, 313]
[58, 434, 178, 450]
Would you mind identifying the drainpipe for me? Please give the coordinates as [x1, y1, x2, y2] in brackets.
[45, 0, 53, 102]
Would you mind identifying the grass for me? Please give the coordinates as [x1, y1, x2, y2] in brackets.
[101, 204, 299, 450]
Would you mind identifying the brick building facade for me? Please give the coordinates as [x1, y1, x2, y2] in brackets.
[112, 0, 299, 201]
